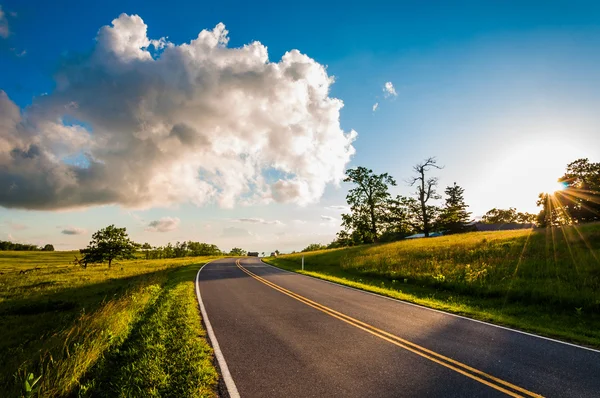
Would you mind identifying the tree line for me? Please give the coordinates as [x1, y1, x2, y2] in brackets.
[0, 241, 54, 251]
[300, 157, 597, 252]
[77, 225, 230, 268]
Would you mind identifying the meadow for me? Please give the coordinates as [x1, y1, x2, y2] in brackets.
[265, 223, 600, 348]
[0, 252, 219, 397]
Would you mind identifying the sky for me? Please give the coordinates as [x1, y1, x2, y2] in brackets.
[1, 0, 599, 252]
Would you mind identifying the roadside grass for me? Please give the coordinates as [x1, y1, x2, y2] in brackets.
[0, 252, 219, 397]
[264, 223, 600, 348]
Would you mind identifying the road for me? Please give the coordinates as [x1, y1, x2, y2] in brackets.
[196, 257, 600, 397]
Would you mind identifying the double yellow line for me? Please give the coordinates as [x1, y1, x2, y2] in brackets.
[235, 259, 543, 398]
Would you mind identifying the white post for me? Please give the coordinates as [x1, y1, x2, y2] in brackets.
[302, 255, 304, 271]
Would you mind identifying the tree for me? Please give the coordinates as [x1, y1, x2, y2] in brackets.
[42, 244, 55, 251]
[80, 225, 139, 268]
[141, 242, 152, 259]
[407, 157, 443, 237]
[229, 247, 246, 256]
[555, 158, 600, 223]
[437, 183, 471, 234]
[381, 195, 418, 241]
[341, 167, 396, 243]
[481, 208, 518, 224]
[302, 243, 327, 252]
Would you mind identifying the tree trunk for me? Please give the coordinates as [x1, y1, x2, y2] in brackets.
[420, 170, 429, 237]
[108, 258, 112, 268]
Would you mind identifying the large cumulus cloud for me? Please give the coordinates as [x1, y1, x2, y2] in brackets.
[0, 14, 356, 210]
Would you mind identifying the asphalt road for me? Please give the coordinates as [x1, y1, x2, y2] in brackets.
[197, 257, 600, 397]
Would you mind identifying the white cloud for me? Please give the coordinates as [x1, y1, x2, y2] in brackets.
[235, 218, 283, 225]
[0, 6, 8, 38]
[372, 103, 378, 112]
[320, 215, 336, 222]
[0, 14, 357, 211]
[146, 217, 180, 232]
[383, 81, 397, 97]
[61, 226, 86, 235]
[291, 219, 307, 225]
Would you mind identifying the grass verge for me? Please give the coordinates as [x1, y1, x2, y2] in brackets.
[264, 225, 600, 349]
[0, 253, 219, 397]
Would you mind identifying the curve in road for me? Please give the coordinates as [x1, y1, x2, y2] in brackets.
[197, 257, 600, 397]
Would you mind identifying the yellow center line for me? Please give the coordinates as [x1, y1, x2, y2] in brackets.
[235, 259, 544, 398]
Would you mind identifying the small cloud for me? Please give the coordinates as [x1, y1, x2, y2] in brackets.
[146, 217, 180, 232]
[292, 219, 307, 225]
[234, 217, 284, 225]
[372, 103, 379, 112]
[61, 227, 87, 235]
[320, 215, 337, 222]
[0, 6, 9, 38]
[325, 205, 349, 212]
[383, 81, 397, 97]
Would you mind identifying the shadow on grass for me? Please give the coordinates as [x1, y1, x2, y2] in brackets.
[0, 267, 175, 392]
[75, 264, 217, 397]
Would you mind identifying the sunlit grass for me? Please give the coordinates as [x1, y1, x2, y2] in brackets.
[266, 224, 600, 347]
[0, 252, 219, 397]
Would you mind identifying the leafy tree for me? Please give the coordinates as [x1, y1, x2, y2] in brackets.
[42, 244, 55, 251]
[536, 193, 570, 227]
[141, 242, 152, 259]
[229, 247, 246, 256]
[482, 207, 536, 225]
[552, 158, 600, 224]
[407, 157, 443, 237]
[517, 212, 537, 224]
[382, 195, 418, 241]
[341, 167, 396, 243]
[302, 243, 327, 252]
[437, 183, 471, 233]
[80, 225, 139, 268]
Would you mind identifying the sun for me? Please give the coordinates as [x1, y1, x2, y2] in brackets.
[545, 180, 567, 195]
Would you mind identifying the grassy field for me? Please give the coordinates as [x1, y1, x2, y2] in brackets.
[265, 223, 600, 348]
[0, 252, 219, 397]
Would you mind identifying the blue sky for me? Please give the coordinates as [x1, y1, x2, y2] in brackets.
[1, 0, 599, 252]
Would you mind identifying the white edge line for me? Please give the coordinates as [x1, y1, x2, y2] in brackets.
[196, 259, 241, 398]
[260, 259, 600, 354]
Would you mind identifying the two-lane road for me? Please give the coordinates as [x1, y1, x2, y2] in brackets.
[197, 257, 600, 397]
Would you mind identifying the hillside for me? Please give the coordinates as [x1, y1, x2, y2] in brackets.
[265, 223, 600, 347]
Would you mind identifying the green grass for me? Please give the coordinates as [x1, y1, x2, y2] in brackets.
[0, 252, 219, 397]
[265, 223, 600, 348]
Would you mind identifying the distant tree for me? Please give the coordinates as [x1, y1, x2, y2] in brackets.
[437, 183, 471, 234]
[0, 241, 39, 251]
[481, 208, 518, 224]
[516, 212, 537, 224]
[229, 247, 246, 256]
[80, 225, 139, 268]
[261, 252, 265, 257]
[407, 157, 443, 237]
[302, 243, 327, 252]
[141, 242, 152, 259]
[536, 193, 570, 227]
[42, 244, 55, 252]
[275, 249, 280, 256]
[341, 167, 396, 243]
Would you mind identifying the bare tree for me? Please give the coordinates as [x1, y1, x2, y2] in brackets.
[408, 157, 443, 237]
